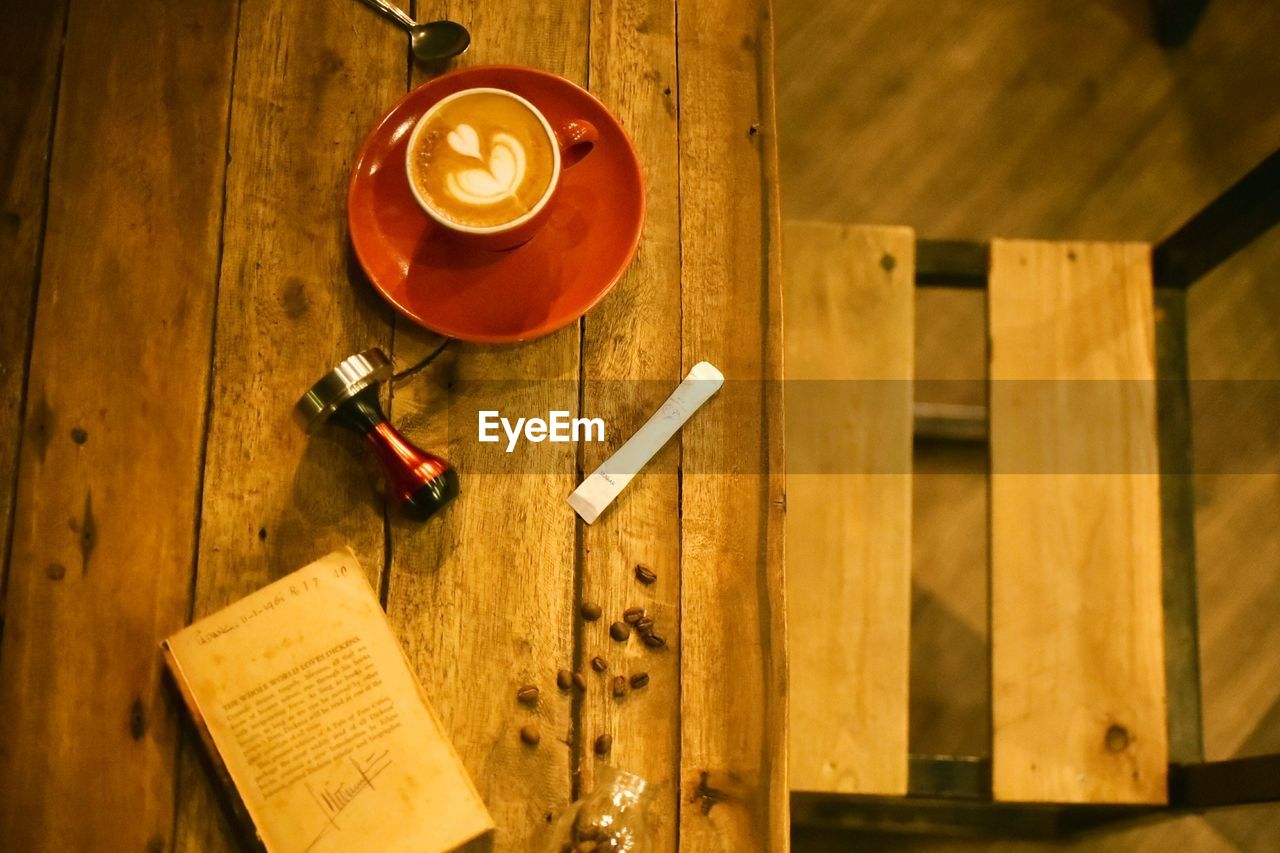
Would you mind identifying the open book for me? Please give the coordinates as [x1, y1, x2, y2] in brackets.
[163, 549, 492, 853]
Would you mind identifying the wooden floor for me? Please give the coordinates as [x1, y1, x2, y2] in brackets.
[776, 0, 1280, 849]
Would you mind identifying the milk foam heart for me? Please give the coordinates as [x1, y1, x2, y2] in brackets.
[445, 130, 528, 206]
[446, 123, 482, 159]
[408, 91, 557, 230]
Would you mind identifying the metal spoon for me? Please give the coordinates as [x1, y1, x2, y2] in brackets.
[355, 0, 471, 65]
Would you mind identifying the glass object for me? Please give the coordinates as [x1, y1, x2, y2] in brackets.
[544, 768, 653, 852]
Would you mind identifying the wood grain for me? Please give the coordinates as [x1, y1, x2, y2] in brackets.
[0, 0, 66, 596]
[784, 222, 913, 795]
[577, 1, 682, 849]
[773, 1, 1280, 849]
[173, 0, 404, 848]
[988, 239, 1167, 804]
[0, 0, 236, 848]
[5, 0, 1276, 847]
[776, 0, 1280, 243]
[382, 3, 589, 850]
[677, 0, 789, 847]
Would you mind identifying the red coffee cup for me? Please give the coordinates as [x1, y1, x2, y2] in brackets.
[405, 87, 597, 251]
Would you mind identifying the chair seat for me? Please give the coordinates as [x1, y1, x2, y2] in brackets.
[785, 224, 1169, 806]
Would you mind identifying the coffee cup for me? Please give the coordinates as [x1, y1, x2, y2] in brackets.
[405, 86, 597, 251]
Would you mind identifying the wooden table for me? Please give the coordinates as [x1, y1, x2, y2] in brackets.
[0, 1, 786, 850]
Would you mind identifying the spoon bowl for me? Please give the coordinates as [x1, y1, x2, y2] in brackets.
[355, 0, 471, 66]
[410, 20, 471, 65]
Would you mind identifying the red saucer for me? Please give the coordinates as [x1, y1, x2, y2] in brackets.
[349, 66, 645, 343]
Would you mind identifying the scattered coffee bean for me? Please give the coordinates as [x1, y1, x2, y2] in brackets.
[634, 563, 657, 585]
[612, 675, 628, 698]
[622, 606, 645, 624]
[629, 672, 650, 689]
[572, 671, 588, 691]
[609, 621, 631, 642]
[577, 823, 602, 840]
[591, 656, 608, 673]
[634, 616, 655, 636]
[516, 685, 539, 705]
[642, 633, 667, 649]
[557, 669, 573, 690]
[580, 601, 603, 621]
[594, 733, 613, 756]
[520, 724, 541, 746]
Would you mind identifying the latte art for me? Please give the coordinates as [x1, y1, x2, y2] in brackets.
[444, 125, 528, 206]
[408, 91, 557, 230]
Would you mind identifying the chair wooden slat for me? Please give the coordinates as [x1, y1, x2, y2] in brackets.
[988, 239, 1168, 804]
[785, 221, 915, 795]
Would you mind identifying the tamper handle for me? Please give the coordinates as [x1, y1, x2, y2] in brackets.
[331, 386, 459, 521]
[365, 421, 459, 520]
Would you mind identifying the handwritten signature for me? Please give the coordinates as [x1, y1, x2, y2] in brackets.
[302, 750, 393, 851]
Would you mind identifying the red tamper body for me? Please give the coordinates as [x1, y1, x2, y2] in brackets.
[295, 349, 458, 521]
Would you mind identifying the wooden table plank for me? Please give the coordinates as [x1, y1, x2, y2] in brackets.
[0, 0, 67, 599]
[173, 1, 406, 848]
[0, 0, 237, 849]
[677, 0, 789, 847]
[382, 3, 590, 850]
[577, 0, 682, 848]
[784, 222, 913, 796]
[988, 239, 1167, 805]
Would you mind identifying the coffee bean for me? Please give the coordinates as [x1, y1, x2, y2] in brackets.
[629, 672, 650, 689]
[634, 616, 655, 636]
[557, 669, 573, 690]
[642, 633, 667, 649]
[611, 675, 628, 698]
[591, 656, 608, 673]
[576, 841, 599, 853]
[520, 724, 541, 746]
[623, 606, 645, 624]
[516, 685, 539, 705]
[634, 563, 657, 585]
[594, 733, 613, 756]
[577, 823, 602, 840]
[572, 671, 587, 691]
[609, 621, 631, 642]
[580, 601, 602, 622]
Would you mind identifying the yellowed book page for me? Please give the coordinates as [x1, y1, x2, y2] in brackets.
[166, 549, 493, 853]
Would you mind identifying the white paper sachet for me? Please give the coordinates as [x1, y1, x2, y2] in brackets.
[567, 361, 724, 524]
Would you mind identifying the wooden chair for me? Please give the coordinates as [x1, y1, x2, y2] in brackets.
[785, 148, 1280, 836]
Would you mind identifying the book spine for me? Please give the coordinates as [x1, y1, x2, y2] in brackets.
[161, 641, 268, 853]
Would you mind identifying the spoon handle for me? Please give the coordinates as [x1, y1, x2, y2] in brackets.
[355, 0, 415, 31]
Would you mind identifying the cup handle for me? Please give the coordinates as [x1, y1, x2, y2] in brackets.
[556, 120, 598, 169]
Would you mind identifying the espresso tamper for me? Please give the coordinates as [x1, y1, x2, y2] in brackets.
[295, 349, 458, 521]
